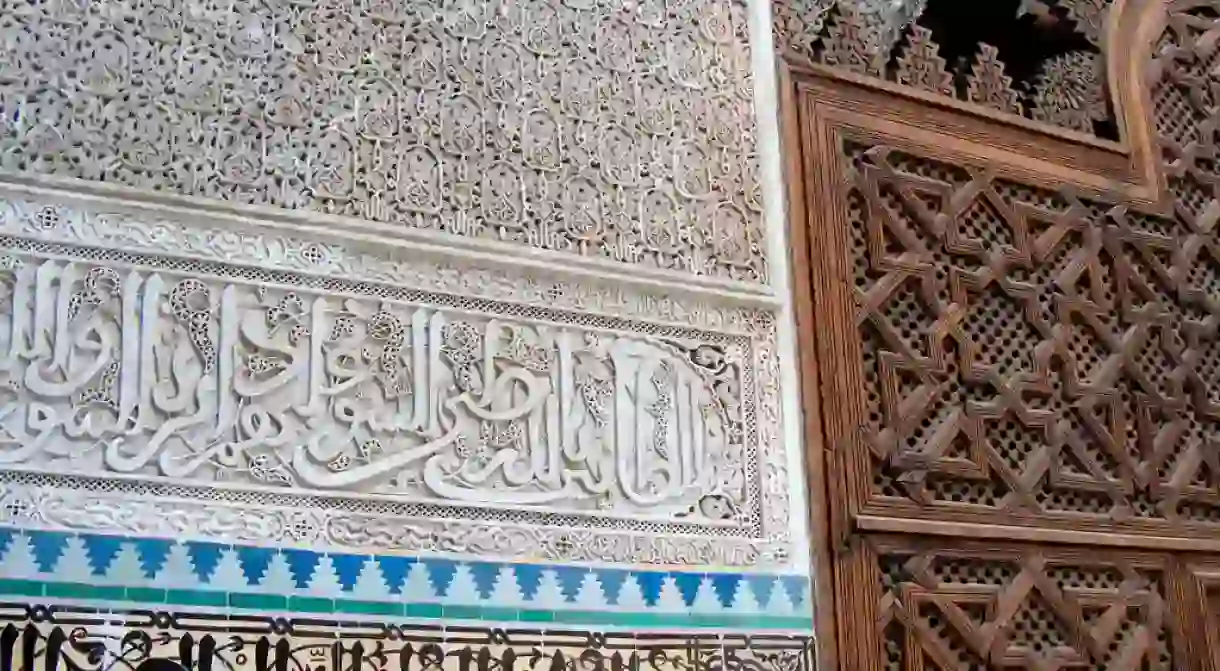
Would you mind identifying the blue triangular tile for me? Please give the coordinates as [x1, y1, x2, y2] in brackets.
[748, 575, 777, 608]
[711, 574, 742, 608]
[424, 559, 457, 597]
[236, 546, 274, 585]
[634, 571, 664, 606]
[30, 531, 69, 573]
[282, 549, 320, 588]
[469, 562, 500, 599]
[134, 538, 171, 579]
[0, 529, 14, 559]
[780, 576, 807, 607]
[672, 572, 702, 607]
[596, 569, 628, 605]
[514, 564, 543, 600]
[377, 556, 413, 594]
[555, 566, 586, 603]
[81, 534, 123, 576]
[185, 542, 225, 582]
[330, 554, 366, 592]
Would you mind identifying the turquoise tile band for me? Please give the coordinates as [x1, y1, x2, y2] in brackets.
[0, 528, 813, 632]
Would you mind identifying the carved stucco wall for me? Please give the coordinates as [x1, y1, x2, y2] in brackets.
[0, 0, 812, 636]
[0, 0, 767, 282]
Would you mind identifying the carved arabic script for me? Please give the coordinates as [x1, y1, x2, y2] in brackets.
[0, 254, 746, 521]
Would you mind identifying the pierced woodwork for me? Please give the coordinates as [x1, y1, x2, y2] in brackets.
[787, 0, 1220, 668]
[863, 538, 1176, 670]
[895, 26, 955, 96]
[966, 44, 1025, 114]
[839, 140, 1220, 533]
[775, 0, 1116, 138]
[818, 0, 1220, 541]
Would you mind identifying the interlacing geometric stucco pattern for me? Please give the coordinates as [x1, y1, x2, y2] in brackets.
[0, 0, 767, 282]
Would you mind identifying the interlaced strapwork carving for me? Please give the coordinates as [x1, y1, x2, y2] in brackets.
[838, 2, 1220, 532]
[847, 133, 1220, 528]
[875, 545, 1173, 669]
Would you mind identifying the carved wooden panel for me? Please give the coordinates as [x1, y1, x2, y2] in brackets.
[836, 139, 1220, 537]
[783, 0, 1220, 668]
[801, 0, 1220, 545]
[846, 537, 1177, 670]
[773, 0, 1116, 137]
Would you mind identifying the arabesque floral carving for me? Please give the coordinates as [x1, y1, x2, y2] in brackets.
[0, 0, 767, 282]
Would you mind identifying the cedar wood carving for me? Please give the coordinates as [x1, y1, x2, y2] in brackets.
[781, 0, 1220, 668]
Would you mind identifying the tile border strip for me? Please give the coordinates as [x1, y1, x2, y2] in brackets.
[0, 528, 813, 632]
[0, 600, 816, 671]
[0, 578, 813, 632]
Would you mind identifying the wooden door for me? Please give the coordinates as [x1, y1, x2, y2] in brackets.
[777, 0, 1220, 668]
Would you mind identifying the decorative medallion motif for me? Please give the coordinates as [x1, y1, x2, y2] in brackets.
[1030, 50, 1109, 134]
[0, 194, 793, 568]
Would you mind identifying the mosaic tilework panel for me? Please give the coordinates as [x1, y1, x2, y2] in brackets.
[0, 529, 812, 632]
[0, 603, 815, 671]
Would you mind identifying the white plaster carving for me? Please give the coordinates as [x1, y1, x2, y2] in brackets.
[0, 195, 791, 567]
[0, 0, 766, 283]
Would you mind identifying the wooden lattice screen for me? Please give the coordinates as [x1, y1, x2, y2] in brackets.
[784, 0, 1220, 668]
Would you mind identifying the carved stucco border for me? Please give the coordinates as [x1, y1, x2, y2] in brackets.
[0, 182, 793, 569]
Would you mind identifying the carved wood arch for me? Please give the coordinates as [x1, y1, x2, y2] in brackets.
[782, 0, 1220, 668]
[780, 0, 1168, 205]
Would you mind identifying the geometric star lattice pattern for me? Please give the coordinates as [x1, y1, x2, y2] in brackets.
[849, 135, 1220, 526]
[848, 52, 1220, 530]
[874, 542, 1173, 669]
